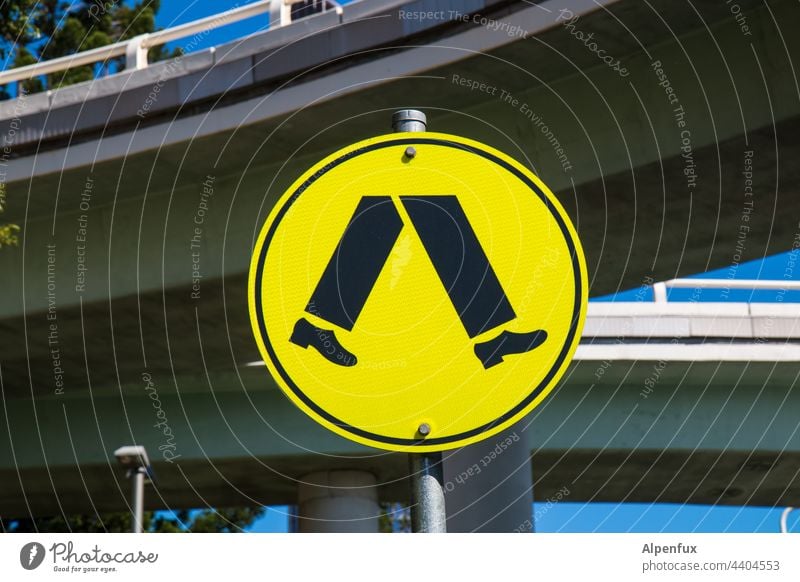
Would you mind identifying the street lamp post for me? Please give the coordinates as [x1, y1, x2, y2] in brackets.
[113, 445, 151, 533]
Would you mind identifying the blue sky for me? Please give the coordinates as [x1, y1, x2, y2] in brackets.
[594, 250, 800, 303]
[538, 502, 800, 533]
[249, 506, 290, 532]
[156, 0, 268, 54]
[247, 502, 800, 533]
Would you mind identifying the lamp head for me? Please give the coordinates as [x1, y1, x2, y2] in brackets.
[113, 445, 150, 469]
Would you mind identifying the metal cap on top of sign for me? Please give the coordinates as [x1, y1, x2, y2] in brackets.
[248, 119, 588, 453]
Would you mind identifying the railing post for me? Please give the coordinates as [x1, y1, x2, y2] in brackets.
[328, 0, 344, 20]
[270, 0, 292, 27]
[125, 34, 150, 71]
[653, 281, 668, 303]
[780, 507, 796, 533]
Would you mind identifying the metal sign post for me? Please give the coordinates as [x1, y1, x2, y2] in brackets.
[393, 110, 447, 533]
[113, 445, 151, 534]
[409, 444, 447, 533]
[130, 467, 146, 533]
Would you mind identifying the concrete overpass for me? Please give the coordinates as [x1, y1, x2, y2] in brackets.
[1, 0, 799, 530]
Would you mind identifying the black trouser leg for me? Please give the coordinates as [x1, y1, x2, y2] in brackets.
[400, 196, 516, 338]
[305, 196, 403, 330]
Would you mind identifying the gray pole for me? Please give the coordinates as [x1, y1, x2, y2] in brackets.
[410, 450, 447, 532]
[131, 468, 145, 533]
[392, 109, 447, 533]
[391, 109, 427, 133]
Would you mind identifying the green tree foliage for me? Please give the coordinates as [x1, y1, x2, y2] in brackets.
[378, 502, 411, 533]
[1, 0, 180, 97]
[0, 183, 20, 248]
[0, 0, 41, 57]
[2, 507, 265, 533]
[0, 0, 41, 99]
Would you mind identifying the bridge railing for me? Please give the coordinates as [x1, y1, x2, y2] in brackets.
[0, 0, 342, 85]
[651, 279, 800, 303]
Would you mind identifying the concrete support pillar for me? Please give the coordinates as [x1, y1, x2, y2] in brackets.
[297, 470, 380, 532]
[443, 425, 534, 532]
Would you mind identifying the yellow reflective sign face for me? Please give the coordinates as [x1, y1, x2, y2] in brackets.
[249, 132, 587, 452]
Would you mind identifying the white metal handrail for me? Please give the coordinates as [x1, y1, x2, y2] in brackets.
[0, 0, 343, 85]
[780, 507, 796, 533]
[653, 278, 800, 303]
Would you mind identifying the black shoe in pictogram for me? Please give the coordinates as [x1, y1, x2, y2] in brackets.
[289, 317, 357, 367]
[474, 329, 548, 369]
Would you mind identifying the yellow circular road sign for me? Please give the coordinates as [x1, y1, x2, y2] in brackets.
[249, 132, 587, 452]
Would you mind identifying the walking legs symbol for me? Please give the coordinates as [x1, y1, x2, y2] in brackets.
[289, 196, 547, 369]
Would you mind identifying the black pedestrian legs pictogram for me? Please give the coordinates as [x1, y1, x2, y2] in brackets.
[289, 196, 547, 369]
